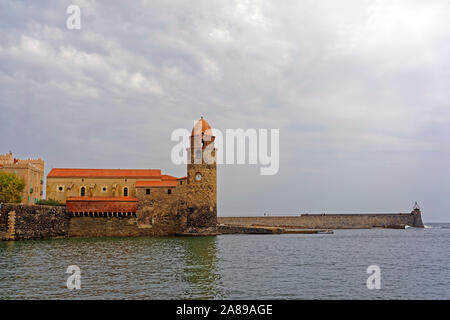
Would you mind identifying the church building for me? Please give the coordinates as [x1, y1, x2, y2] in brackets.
[46, 117, 217, 235]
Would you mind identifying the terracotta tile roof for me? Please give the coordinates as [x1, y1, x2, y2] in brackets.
[48, 168, 161, 179]
[67, 196, 137, 202]
[161, 174, 177, 181]
[136, 180, 177, 187]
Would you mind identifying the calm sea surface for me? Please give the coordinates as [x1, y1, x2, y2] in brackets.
[0, 223, 449, 299]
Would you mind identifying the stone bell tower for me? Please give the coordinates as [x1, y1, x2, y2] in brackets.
[185, 117, 217, 231]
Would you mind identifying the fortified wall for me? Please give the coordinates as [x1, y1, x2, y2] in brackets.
[0, 202, 217, 240]
[0, 207, 7, 233]
[218, 209, 424, 229]
[68, 217, 155, 238]
[0, 203, 165, 240]
[0, 204, 70, 241]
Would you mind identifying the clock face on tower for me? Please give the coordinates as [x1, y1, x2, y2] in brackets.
[195, 173, 202, 181]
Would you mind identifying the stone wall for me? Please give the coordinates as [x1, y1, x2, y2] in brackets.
[136, 185, 186, 235]
[185, 163, 217, 231]
[0, 204, 70, 240]
[135, 175, 218, 235]
[68, 216, 154, 238]
[218, 210, 424, 229]
[0, 206, 7, 232]
[217, 225, 283, 234]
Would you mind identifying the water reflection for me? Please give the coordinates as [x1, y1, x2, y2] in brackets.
[179, 236, 223, 299]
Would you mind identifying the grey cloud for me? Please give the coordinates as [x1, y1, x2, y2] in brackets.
[1, 0, 449, 221]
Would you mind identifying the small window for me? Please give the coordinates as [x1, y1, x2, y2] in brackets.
[146, 188, 150, 195]
[195, 149, 202, 159]
[80, 187, 86, 197]
[102, 186, 107, 192]
[58, 186, 64, 192]
[168, 189, 172, 195]
[124, 187, 128, 197]
[180, 180, 183, 185]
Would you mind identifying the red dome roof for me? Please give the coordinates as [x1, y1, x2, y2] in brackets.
[192, 117, 213, 136]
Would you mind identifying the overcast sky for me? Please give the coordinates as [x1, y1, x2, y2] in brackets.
[1, 0, 449, 221]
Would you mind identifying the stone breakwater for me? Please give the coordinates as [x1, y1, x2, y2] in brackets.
[218, 210, 424, 230]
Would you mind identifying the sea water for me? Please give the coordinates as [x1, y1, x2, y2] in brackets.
[0, 223, 449, 299]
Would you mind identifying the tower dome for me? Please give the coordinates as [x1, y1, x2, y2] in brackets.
[191, 116, 213, 136]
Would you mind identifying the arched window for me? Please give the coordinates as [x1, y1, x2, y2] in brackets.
[123, 187, 128, 197]
[80, 187, 85, 197]
[168, 189, 172, 195]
